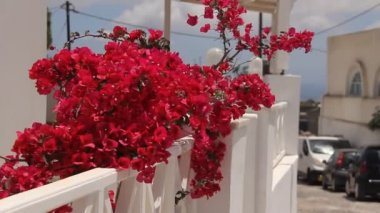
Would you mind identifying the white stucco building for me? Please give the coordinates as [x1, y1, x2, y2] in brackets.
[0, 0, 47, 157]
[319, 28, 380, 147]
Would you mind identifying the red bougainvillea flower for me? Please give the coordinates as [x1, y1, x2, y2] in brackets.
[204, 6, 214, 19]
[148, 29, 163, 42]
[111, 26, 127, 38]
[187, 14, 198, 26]
[200, 24, 211, 33]
[188, 0, 313, 60]
[128, 29, 143, 41]
[48, 205, 73, 213]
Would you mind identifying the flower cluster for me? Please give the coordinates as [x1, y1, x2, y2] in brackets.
[368, 109, 380, 130]
[0, 0, 313, 208]
[0, 33, 273, 198]
[188, 0, 314, 61]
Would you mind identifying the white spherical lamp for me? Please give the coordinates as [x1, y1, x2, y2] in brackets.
[206, 48, 224, 66]
[248, 57, 263, 77]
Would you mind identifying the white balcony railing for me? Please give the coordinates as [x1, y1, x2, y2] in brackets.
[0, 76, 300, 213]
[0, 101, 292, 213]
[0, 137, 193, 213]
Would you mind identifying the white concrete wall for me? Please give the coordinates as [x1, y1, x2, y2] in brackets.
[196, 116, 257, 213]
[262, 75, 300, 213]
[319, 116, 380, 147]
[0, 0, 47, 157]
[321, 95, 379, 124]
[270, 156, 298, 213]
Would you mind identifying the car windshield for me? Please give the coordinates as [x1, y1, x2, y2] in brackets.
[309, 140, 351, 155]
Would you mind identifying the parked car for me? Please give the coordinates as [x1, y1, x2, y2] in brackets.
[298, 136, 352, 184]
[321, 149, 358, 191]
[345, 146, 380, 200]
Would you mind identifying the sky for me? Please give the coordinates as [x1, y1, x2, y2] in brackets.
[48, 0, 380, 101]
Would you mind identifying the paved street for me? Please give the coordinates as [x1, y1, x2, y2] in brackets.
[298, 181, 380, 213]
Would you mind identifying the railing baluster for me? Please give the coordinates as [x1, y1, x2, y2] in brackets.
[158, 157, 179, 213]
[177, 147, 192, 213]
[104, 189, 114, 213]
[95, 190, 104, 213]
[71, 194, 95, 213]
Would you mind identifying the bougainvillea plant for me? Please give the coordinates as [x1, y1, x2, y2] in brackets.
[368, 108, 380, 131]
[0, 0, 313, 211]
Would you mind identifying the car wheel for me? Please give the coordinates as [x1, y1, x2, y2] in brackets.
[306, 169, 313, 184]
[354, 182, 365, 201]
[322, 175, 328, 190]
[331, 177, 338, 192]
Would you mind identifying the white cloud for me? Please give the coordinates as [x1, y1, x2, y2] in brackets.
[49, 0, 380, 32]
[291, 0, 380, 31]
[116, 0, 272, 36]
[116, 1, 205, 32]
[115, 0, 380, 36]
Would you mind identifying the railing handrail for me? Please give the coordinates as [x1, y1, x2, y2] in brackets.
[270, 101, 288, 110]
[0, 136, 194, 213]
[0, 168, 122, 213]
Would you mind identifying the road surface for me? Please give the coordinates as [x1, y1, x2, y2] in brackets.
[298, 181, 380, 213]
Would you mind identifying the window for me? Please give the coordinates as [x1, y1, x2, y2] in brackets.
[375, 82, 380, 97]
[349, 72, 362, 96]
[309, 139, 351, 155]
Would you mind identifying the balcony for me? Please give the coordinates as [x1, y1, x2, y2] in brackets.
[0, 93, 299, 213]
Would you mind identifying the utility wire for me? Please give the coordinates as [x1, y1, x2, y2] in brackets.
[49, 6, 61, 14]
[69, 9, 219, 40]
[312, 48, 327, 53]
[66, 7, 328, 53]
[315, 1, 380, 35]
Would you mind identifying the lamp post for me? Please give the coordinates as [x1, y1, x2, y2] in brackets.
[164, 0, 171, 41]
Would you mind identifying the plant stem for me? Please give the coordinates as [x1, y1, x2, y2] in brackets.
[0, 156, 27, 162]
[0, 156, 9, 161]
[63, 33, 120, 49]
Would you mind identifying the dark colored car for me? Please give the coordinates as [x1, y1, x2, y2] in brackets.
[345, 146, 380, 200]
[322, 149, 358, 191]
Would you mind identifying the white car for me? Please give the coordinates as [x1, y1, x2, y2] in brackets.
[298, 135, 351, 184]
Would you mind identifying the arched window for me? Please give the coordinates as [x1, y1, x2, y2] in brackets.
[348, 71, 362, 96]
